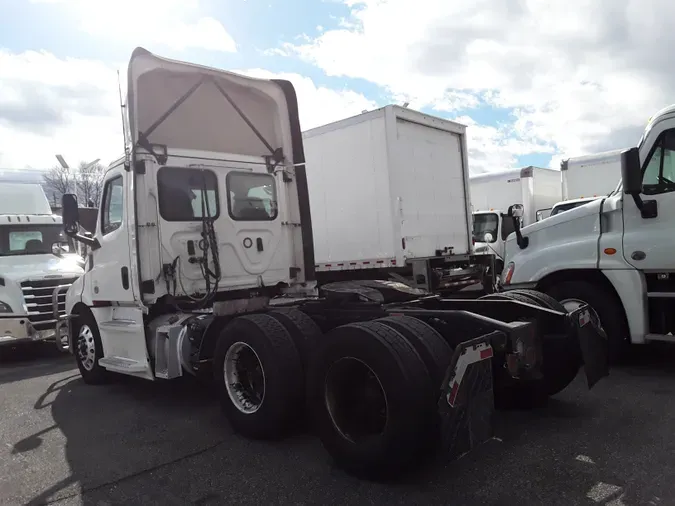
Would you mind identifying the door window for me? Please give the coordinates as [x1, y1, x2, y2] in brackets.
[101, 175, 124, 235]
[226, 172, 278, 221]
[157, 167, 219, 222]
[642, 129, 675, 195]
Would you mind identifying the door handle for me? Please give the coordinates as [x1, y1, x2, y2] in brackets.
[121, 266, 129, 290]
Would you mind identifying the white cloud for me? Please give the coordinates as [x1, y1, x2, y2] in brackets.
[31, 0, 236, 52]
[0, 50, 377, 169]
[281, 0, 674, 170]
[0, 49, 124, 169]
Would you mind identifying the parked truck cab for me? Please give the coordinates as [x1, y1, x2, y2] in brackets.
[0, 183, 84, 349]
[502, 104, 675, 362]
[471, 209, 518, 273]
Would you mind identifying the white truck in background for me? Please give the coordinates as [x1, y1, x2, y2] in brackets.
[470, 166, 562, 273]
[0, 183, 84, 349]
[303, 105, 488, 292]
[54, 47, 607, 481]
[536, 149, 624, 221]
[502, 103, 675, 363]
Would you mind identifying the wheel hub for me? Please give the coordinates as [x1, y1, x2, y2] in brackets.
[224, 342, 266, 414]
[77, 325, 96, 371]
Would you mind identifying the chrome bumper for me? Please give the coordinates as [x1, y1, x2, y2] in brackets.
[0, 316, 68, 347]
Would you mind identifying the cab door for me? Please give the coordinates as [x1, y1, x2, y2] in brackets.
[622, 127, 675, 271]
[90, 167, 137, 303]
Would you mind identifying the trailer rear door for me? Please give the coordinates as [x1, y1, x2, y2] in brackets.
[390, 116, 471, 258]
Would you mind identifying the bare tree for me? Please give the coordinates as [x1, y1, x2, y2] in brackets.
[42, 160, 105, 208]
[42, 165, 74, 207]
[76, 161, 105, 207]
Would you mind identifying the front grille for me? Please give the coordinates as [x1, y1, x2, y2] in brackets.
[21, 277, 79, 331]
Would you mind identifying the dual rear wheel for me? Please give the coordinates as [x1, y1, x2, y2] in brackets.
[213, 309, 453, 479]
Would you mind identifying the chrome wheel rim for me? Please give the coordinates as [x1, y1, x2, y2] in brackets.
[77, 325, 96, 371]
[224, 342, 266, 414]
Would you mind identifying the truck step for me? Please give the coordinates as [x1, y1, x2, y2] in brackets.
[645, 333, 675, 343]
[99, 320, 143, 333]
[98, 356, 148, 373]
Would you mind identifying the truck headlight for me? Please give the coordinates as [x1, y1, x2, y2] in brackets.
[502, 262, 515, 285]
[0, 301, 13, 313]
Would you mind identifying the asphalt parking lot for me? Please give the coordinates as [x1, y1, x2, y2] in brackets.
[1, 343, 675, 505]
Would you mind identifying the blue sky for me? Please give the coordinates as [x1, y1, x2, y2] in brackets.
[2, 0, 658, 171]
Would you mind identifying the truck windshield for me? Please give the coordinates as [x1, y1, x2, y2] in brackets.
[0, 224, 66, 256]
[472, 213, 499, 243]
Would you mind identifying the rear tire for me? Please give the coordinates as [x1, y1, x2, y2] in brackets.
[213, 314, 303, 440]
[307, 320, 436, 480]
[504, 289, 582, 396]
[545, 280, 629, 364]
[505, 289, 566, 311]
[72, 309, 111, 385]
[480, 289, 581, 405]
[267, 308, 322, 372]
[375, 316, 453, 394]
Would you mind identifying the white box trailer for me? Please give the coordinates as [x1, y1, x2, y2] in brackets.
[536, 149, 626, 221]
[561, 148, 624, 201]
[470, 167, 562, 227]
[303, 105, 473, 280]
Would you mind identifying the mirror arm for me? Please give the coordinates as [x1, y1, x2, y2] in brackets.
[64, 228, 101, 250]
[502, 212, 529, 250]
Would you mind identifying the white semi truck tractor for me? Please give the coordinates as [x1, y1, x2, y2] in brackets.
[53, 47, 608, 480]
[502, 105, 675, 363]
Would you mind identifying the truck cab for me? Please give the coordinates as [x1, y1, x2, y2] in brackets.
[471, 209, 518, 273]
[502, 104, 675, 361]
[0, 184, 84, 348]
[58, 47, 313, 379]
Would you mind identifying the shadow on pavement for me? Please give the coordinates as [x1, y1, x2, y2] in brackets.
[0, 342, 74, 385]
[12, 344, 675, 505]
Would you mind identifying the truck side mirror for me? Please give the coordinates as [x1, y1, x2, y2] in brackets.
[61, 193, 101, 250]
[507, 204, 524, 218]
[621, 147, 641, 195]
[621, 146, 658, 219]
[505, 204, 528, 250]
[62, 194, 80, 232]
[482, 232, 494, 243]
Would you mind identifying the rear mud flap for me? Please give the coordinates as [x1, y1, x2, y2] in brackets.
[437, 335, 495, 461]
[568, 305, 609, 389]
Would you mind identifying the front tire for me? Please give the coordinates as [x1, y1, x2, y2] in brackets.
[72, 309, 110, 385]
[545, 280, 629, 364]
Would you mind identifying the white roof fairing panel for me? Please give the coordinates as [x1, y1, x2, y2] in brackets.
[126, 47, 294, 160]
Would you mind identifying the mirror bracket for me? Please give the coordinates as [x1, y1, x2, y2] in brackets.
[64, 229, 101, 250]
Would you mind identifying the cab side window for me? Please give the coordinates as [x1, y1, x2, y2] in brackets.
[642, 129, 675, 195]
[101, 176, 124, 235]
